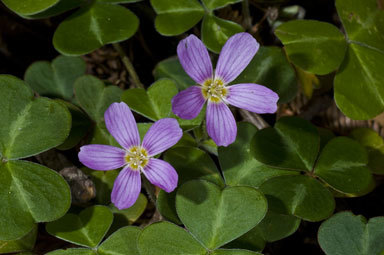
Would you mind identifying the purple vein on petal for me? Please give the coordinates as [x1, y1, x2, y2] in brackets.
[142, 118, 183, 156]
[177, 34, 213, 84]
[206, 102, 237, 147]
[227, 83, 279, 113]
[111, 166, 141, 210]
[104, 102, 140, 150]
[172, 86, 206, 119]
[215, 33, 259, 84]
[143, 158, 178, 193]
[78, 144, 126, 170]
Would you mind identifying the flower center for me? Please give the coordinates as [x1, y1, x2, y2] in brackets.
[125, 146, 149, 171]
[202, 79, 228, 103]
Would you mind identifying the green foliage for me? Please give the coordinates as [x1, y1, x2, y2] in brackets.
[275, 0, 384, 119]
[47, 223, 141, 254]
[138, 221, 206, 255]
[318, 212, 384, 255]
[153, 57, 195, 90]
[53, 2, 139, 55]
[0, 75, 71, 159]
[176, 180, 267, 249]
[251, 117, 373, 221]
[0, 75, 71, 241]
[220, 122, 297, 188]
[0, 225, 37, 254]
[0, 161, 71, 240]
[233, 46, 298, 103]
[46, 205, 114, 248]
[260, 175, 335, 221]
[350, 128, 384, 174]
[24, 56, 86, 101]
[202, 14, 244, 53]
[275, 20, 347, 75]
[150, 0, 243, 52]
[55, 101, 92, 150]
[122, 78, 204, 129]
[74, 75, 122, 123]
[1, 0, 60, 16]
[157, 146, 224, 223]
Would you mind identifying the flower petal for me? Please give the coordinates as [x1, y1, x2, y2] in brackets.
[172, 86, 206, 119]
[78, 144, 126, 170]
[177, 34, 213, 84]
[111, 166, 141, 210]
[143, 158, 178, 193]
[142, 118, 183, 156]
[206, 102, 237, 147]
[104, 102, 140, 149]
[215, 33, 259, 84]
[227, 83, 279, 113]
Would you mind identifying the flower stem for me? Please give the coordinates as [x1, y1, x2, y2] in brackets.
[242, 0, 252, 30]
[239, 109, 269, 129]
[142, 176, 156, 203]
[113, 43, 144, 89]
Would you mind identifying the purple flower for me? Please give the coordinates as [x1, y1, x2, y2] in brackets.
[172, 32, 279, 147]
[78, 102, 182, 209]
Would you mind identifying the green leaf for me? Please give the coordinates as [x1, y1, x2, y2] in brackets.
[0, 160, 71, 240]
[256, 210, 300, 242]
[122, 79, 176, 120]
[56, 101, 92, 150]
[0, 225, 37, 254]
[74, 75, 122, 123]
[158, 146, 224, 223]
[0, 75, 71, 160]
[138, 221, 206, 255]
[318, 211, 384, 255]
[46, 205, 113, 248]
[336, 0, 384, 52]
[201, 14, 244, 53]
[153, 57, 195, 90]
[24, 55, 86, 101]
[334, 0, 384, 120]
[109, 194, 148, 227]
[220, 122, 299, 187]
[97, 0, 143, 3]
[250, 116, 320, 171]
[122, 78, 204, 128]
[314, 137, 373, 195]
[334, 43, 384, 120]
[212, 249, 262, 255]
[176, 180, 267, 249]
[226, 206, 300, 250]
[46, 248, 96, 255]
[201, 0, 242, 10]
[224, 226, 266, 252]
[24, 0, 83, 19]
[1, 0, 60, 15]
[260, 175, 335, 221]
[53, 3, 139, 55]
[233, 46, 298, 103]
[275, 20, 347, 75]
[164, 146, 224, 186]
[150, 0, 204, 36]
[98, 226, 141, 255]
[350, 128, 384, 174]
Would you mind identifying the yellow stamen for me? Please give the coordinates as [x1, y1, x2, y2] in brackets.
[201, 79, 228, 103]
[125, 146, 149, 170]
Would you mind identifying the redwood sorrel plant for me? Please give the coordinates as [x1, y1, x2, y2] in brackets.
[1, 0, 384, 254]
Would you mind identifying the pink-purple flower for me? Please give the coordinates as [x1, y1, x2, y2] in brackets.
[78, 102, 182, 209]
[172, 32, 279, 146]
